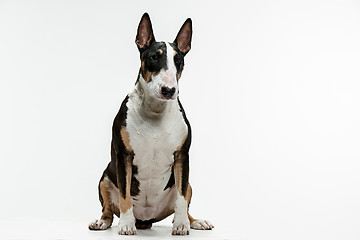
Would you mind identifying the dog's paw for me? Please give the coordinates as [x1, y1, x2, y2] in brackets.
[118, 222, 136, 235]
[190, 219, 214, 230]
[172, 222, 190, 235]
[118, 206, 136, 235]
[88, 219, 112, 230]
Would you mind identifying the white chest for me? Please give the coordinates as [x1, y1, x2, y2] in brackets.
[125, 96, 188, 220]
[126, 101, 187, 172]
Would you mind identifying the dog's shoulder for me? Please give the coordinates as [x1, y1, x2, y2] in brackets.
[111, 95, 131, 154]
[113, 95, 130, 129]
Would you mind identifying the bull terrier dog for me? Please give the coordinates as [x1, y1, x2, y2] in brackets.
[89, 13, 214, 235]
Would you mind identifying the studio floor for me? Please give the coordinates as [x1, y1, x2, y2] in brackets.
[0, 217, 234, 240]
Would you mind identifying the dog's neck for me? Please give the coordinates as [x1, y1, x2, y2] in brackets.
[134, 81, 174, 119]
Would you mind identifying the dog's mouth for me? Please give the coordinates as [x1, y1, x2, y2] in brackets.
[157, 94, 176, 101]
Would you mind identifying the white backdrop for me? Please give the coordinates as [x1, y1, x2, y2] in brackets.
[1, 0, 360, 239]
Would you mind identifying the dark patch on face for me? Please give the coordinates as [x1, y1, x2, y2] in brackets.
[169, 43, 185, 80]
[140, 42, 167, 82]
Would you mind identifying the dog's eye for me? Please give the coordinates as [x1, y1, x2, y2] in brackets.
[174, 56, 182, 65]
[150, 54, 159, 61]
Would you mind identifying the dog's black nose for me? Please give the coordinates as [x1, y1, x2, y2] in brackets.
[161, 87, 176, 99]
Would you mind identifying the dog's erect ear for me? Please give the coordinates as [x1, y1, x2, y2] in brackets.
[136, 13, 155, 51]
[174, 18, 192, 55]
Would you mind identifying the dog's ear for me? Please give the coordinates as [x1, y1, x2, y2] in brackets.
[174, 18, 192, 55]
[135, 13, 155, 51]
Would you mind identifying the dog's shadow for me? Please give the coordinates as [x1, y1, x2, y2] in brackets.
[99, 225, 176, 238]
[95, 225, 213, 239]
[136, 225, 172, 237]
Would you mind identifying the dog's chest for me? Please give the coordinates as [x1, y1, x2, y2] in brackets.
[125, 97, 187, 218]
[126, 101, 187, 172]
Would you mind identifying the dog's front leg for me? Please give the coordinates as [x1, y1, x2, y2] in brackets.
[172, 150, 190, 235]
[116, 150, 136, 235]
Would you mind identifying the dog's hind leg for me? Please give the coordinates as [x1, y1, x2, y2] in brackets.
[186, 184, 214, 230]
[89, 176, 119, 230]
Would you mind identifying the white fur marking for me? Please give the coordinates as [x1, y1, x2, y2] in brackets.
[126, 88, 187, 221]
[118, 206, 136, 235]
[172, 191, 190, 235]
[165, 42, 177, 88]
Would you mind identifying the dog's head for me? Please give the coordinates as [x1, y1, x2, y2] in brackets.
[135, 13, 192, 101]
